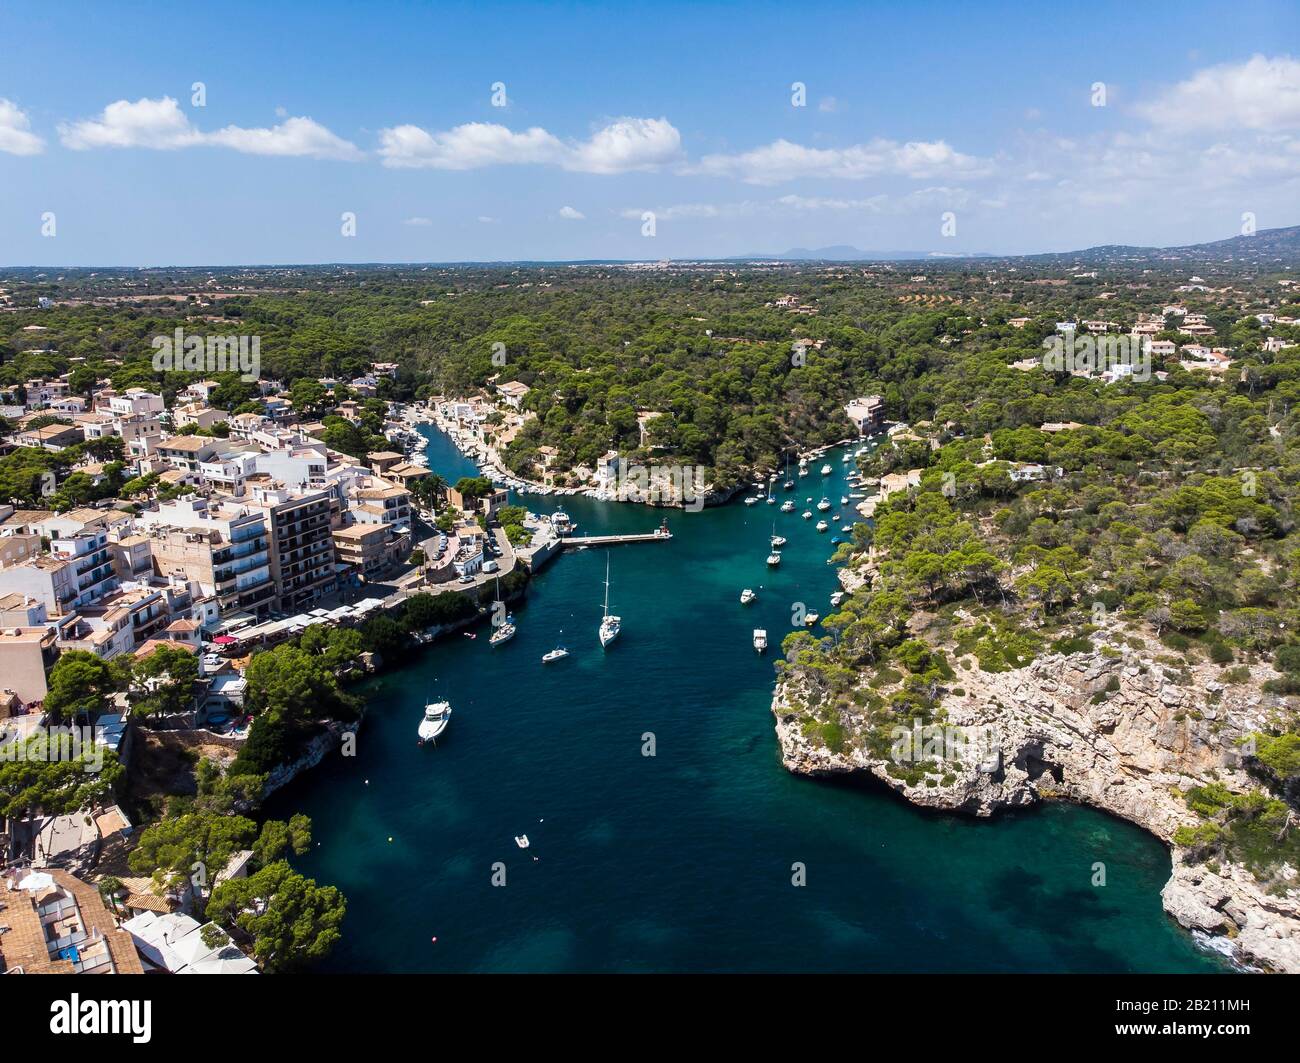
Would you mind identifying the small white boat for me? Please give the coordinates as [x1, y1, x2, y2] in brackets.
[783, 480, 795, 490]
[766, 551, 782, 566]
[417, 700, 452, 744]
[816, 520, 828, 532]
[766, 496, 776, 505]
[515, 834, 530, 848]
[820, 464, 832, 475]
[804, 612, 820, 627]
[745, 496, 759, 506]
[489, 618, 516, 647]
[802, 510, 812, 519]
[840, 496, 849, 505]
[740, 588, 756, 605]
[542, 647, 570, 663]
[770, 534, 787, 547]
[780, 500, 795, 512]
[830, 591, 846, 606]
[817, 498, 831, 511]
[753, 629, 768, 653]
[841, 525, 852, 532]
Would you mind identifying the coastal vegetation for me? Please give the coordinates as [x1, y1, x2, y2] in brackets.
[6, 255, 1300, 967]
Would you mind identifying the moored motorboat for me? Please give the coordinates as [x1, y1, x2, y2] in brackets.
[417, 700, 452, 744]
[753, 629, 768, 653]
[542, 646, 570, 663]
[740, 588, 756, 605]
[816, 520, 828, 532]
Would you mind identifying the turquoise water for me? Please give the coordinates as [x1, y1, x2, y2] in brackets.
[266, 427, 1224, 972]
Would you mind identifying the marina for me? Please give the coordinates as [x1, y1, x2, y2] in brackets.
[267, 422, 1224, 975]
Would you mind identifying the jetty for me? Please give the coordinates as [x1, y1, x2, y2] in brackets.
[562, 519, 673, 549]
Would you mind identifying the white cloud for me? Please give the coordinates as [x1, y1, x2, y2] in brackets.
[378, 122, 563, 169]
[378, 116, 680, 173]
[204, 116, 363, 159]
[60, 97, 199, 149]
[59, 97, 361, 159]
[477, 216, 499, 224]
[818, 97, 840, 113]
[1136, 54, 1300, 133]
[565, 117, 680, 174]
[0, 99, 45, 155]
[403, 216, 433, 226]
[687, 137, 991, 183]
[558, 206, 585, 220]
[775, 194, 884, 212]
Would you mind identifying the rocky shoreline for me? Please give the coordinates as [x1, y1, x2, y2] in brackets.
[772, 646, 1300, 972]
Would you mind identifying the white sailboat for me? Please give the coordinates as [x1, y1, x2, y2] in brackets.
[488, 576, 516, 647]
[599, 554, 621, 648]
[766, 519, 782, 565]
[417, 700, 452, 744]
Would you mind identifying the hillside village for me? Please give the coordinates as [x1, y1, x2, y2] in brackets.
[0, 356, 556, 974]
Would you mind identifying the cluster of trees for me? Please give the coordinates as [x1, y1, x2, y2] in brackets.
[123, 757, 343, 972]
[43, 644, 200, 724]
[0, 436, 127, 509]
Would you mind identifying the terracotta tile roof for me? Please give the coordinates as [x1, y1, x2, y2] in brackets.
[0, 868, 144, 974]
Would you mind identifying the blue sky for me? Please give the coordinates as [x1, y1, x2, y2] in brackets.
[1, 0, 1297, 265]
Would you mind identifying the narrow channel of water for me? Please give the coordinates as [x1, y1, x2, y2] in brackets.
[266, 426, 1224, 972]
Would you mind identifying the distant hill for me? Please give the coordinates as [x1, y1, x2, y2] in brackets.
[735, 226, 1300, 268]
[1016, 225, 1300, 268]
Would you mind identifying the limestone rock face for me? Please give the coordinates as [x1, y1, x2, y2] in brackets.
[773, 649, 1300, 972]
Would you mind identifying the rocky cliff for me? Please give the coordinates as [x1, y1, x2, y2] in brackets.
[773, 645, 1300, 972]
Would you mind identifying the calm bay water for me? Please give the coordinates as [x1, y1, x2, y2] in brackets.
[266, 426, 1224, 972]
